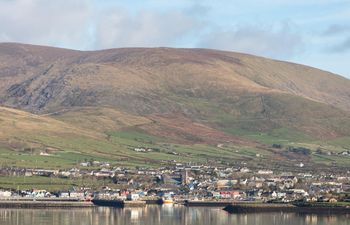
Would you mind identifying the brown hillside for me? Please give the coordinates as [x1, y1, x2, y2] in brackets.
[0, 43, 350, 141]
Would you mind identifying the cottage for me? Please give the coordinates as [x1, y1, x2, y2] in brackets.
[70, 191, 86, 199]
[258, 170, 273, 175]
[127, 193, 140, 201]
[0, 190, 12, 198]
[216, 179, 238, 189]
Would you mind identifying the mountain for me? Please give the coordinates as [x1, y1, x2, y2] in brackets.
[0, 43, 349, 170]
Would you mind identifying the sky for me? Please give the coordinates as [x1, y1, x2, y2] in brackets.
[0, 0, 349, 78]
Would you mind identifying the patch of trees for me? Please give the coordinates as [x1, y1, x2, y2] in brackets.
[315, 148, 323, 155]
[272, 144, 283, 149]
[287, 146, 311, 155]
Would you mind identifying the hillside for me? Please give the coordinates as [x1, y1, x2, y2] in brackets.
[0, 43, 350, 170]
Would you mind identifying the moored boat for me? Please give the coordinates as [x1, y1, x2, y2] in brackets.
[161, 197, 174, 204]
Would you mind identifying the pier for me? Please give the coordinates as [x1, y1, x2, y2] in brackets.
[92, 199, 146, 208]
[223, 203, 350, 214]
[0, 200, 94, 208]
[184, 200, 234, 207]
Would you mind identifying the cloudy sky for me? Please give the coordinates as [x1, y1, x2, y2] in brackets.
[0, 0, 349, 78]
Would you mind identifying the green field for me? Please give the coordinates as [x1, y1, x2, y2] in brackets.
[0, 176, 117, 192]
[0, 103, 349, 173]
[1, 126, 349, 171]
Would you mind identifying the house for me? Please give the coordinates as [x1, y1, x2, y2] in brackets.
[127, 193, 140, 201]
[59, 171, 72, 178]
[32, 169, 59, 177]
[210, 191, 221, 198]
[101, 162, 110, 168]
[32, 189, 50, 198]
[0, 190, 12, 198]
[216, 179, 238, 189]
[258, 170, 273, 175]
[39, 152, 50, 156]
[93, 169, 114, 178]
[329, 198, 338, 203]
[80, 162, 90, 167]
[69, 191, 86, 199]
[290, 189, 309, 197]
[240, 167, 251, 173]
[340, 151, 349, 156]
[270, 191, 286, 199]
[162, 174, 182, 186]
[24, 171, 33, 177]
[191, 166, 201, 171]
[240, 179, 248, 186]
[59, 192, 70, 198]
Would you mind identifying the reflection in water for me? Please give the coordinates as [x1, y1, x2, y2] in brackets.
[0, 206, 349, 225]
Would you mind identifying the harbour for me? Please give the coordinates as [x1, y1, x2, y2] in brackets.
[1, 197, 349, 215]
[0, 205, 349, 225]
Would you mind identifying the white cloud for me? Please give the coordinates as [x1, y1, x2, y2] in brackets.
[94, 8, 201, 49]
[323, 24, 350, 36]
[0, 0, 92, 49]
[197, 23, 304, 59]
[0, 0, 348, 78]
[0, 0, 202, 50]
[328, 37, 350, 53]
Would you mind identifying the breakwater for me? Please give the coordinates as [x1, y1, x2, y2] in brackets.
[92, 199, 146, 208]
[0, 200, 94, 208]
[223, 203, 350, 214]
[184, 200, 234, 207]
[144, 199, 163, 205]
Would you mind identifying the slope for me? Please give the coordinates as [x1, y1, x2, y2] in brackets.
[0, 43, 349, 169]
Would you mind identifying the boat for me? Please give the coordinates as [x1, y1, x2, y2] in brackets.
[161, 197, 174, 204]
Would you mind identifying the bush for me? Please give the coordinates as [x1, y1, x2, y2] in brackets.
[272, 144, 282, 149]
[287, 146, 311, 155]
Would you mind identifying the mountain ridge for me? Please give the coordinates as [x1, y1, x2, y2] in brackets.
[1, 42, 350, 113]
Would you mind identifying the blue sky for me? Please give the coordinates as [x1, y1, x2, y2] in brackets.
[0, 0, 349, 78]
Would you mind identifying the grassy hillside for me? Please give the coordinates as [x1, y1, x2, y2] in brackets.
[0, 43, 349, 170]
[0, 105, 348, 171]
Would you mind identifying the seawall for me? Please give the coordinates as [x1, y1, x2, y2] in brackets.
[0, 200, 94, 208]
[223, 203, 350, 214]
[92, 199, 146, 208]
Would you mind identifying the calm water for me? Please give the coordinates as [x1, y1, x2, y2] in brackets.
[0, 205, 349, 225]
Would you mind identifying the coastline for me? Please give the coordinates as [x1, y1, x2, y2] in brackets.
[0, 198, 349, 215]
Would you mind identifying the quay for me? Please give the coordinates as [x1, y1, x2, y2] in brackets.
[184, 200, 234, 207]
[92, 199, 146, 208]
[144, 199, 163, 205]
[223, 203, 350, 214]
[0, 200, 94, 208]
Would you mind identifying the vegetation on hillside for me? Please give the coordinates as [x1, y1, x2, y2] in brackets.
[0, 43, 349, 170]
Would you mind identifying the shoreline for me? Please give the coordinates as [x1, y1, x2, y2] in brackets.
[0, 199, 349, 215]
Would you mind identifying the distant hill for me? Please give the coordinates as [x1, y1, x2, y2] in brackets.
[0, 43, 349, 170]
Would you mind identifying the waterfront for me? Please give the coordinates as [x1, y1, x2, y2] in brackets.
[0, 205, 349, 225]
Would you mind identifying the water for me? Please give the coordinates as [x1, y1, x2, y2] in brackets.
[0, 205, 349, 225]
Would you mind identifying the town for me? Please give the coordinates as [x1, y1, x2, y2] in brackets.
[0, 161, 349, 205]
